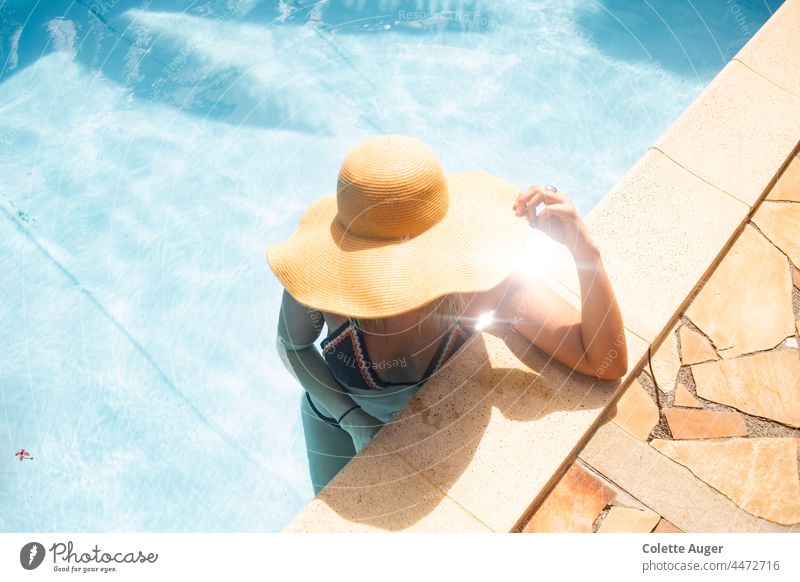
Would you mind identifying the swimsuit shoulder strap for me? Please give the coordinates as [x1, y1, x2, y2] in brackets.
[321, 318, 352, 344]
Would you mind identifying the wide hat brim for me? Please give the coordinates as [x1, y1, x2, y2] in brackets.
[266, 169, 530, 318]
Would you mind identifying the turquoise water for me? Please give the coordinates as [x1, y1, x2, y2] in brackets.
[0, 0, 781, 531]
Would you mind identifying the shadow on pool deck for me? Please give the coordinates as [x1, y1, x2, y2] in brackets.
[287, 324, 627, 531]
[286, 0, 800, 529]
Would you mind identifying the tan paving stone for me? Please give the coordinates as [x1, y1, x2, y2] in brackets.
[653, 518, 682, 533]
[579, 420, 798, 532]
[674, 382, 703, 408]
[607, 377, 660, 441]
[522, 462, 616, 533]
[664, 408, 748, 439]
[767, 157, 800, 202]
[376, 328, 649, 532]
[596, 506, 660, 533]
[686, 224, 795, 359]
[752, 201, 800, 268]
[679, 325, 717, 365]
[654, 59, 800, 206]
[734, 0, 800, 98]
[650, 322, 682, 393]
[549, 149, 749, 343]
[650, 438, 800, 526]
[793, 268, 800, 289]
[284, 441, 491, 532]
[692, 349, 800, 428]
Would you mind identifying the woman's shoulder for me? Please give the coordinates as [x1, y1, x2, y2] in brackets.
[461, 267, 544, 332]
[463, 272, 517, 317]
[318, 310, 348, 327]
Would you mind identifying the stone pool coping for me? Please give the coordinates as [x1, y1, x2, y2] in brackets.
[284, 0, 800, 532]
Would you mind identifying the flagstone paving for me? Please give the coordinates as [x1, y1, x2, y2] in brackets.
[520, 153, 800, 533]
[596, 506, 661, 533]
[651, 438, 800, 526]
[685, 223, 794, 359]
[649, 322, 681, 393]
[692, 350, 800, 428]
[521, 458, 669, 533]
[678, 325, 717, 365]
[520, 462, 616, 533]
[673, 382, 702, 408]
[663, 408, 748, 439]
[752, 201, 800, 267]
[605, 377, 660, 441]
[653, 518, 682, 533]
[768, 154, 800, 201]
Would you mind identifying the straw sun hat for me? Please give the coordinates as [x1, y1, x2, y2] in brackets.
[266, 135, 530, 318]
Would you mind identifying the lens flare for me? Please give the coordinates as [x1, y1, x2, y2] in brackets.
[474, 310, 495, 331]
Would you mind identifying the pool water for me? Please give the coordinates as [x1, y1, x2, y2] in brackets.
[0, 0, 781, 531]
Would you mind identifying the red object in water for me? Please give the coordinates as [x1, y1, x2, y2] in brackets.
[15, 449, 32, 461]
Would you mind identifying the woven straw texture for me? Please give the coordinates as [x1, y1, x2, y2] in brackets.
[266, 135, 530, 317]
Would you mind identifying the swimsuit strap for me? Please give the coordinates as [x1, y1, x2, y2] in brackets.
[321, 317, 471, 391]
[321, 318, 351, 344]
[321, 318, 385, 391]
[420, 319, 470, 380]
[353, 318, 469, 387]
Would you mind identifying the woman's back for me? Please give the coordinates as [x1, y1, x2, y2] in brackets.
[317, 309, 473, 422]
[319, 310, 470, 386]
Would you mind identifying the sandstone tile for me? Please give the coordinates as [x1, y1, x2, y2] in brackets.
[679, 325, 717, 365]
[650, 438, 800, 526]
[654, 59, 800, 207]
[579, 420, 797, 532]
[691, 349, 800, 428]
[653, 518, 682, 533]
[606, 377, 660, 441]
[596, 506, 660, 533]
[734, 0, 800, 97]
[686, 224, 795, 358]
[284, 493, 491, 532]
[375, 327, 649, 532]
[522, 461, 616, 533]
[767, 156, 800, 202]
[752, 201, 800, 268]
[664, 408, 748, 439]
[284, 441, 490, 532]
[674, 382, 703, 408]
[550, 149, 749, 343]
[650, 322, 682, 393]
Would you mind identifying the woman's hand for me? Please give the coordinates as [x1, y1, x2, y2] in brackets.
[338, 408, 384, 454]
[513, 185, 596, 256]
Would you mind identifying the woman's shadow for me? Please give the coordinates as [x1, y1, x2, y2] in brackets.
[288, 321, 627, 531]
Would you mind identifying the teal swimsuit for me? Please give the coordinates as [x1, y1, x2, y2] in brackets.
[300, 318, 472, 494]
[312, 318, 471, 422]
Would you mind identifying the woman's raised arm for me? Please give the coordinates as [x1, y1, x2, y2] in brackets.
[512, 185, 627, 379]
[474, 185, 628, 380]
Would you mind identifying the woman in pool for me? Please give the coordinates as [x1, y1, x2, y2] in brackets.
[267, 135, 627, 495]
